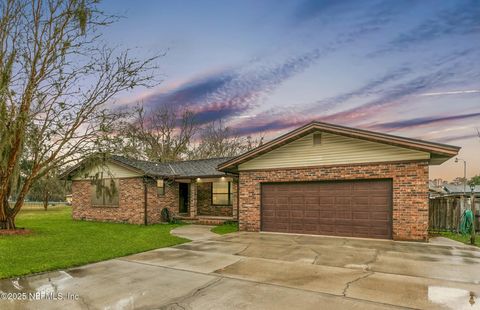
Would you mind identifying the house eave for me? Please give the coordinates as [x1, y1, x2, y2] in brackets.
[218, 121, 460, 171]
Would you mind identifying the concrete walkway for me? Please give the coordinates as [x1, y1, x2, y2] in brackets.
[2, 229, 480, 309]
[171, 224, 217, 241]
[429, 236, 475, 248]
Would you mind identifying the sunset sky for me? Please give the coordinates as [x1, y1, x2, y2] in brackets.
[100, 0, 480, 181]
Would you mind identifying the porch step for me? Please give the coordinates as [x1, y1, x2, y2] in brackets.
[173, 216, 198, 224]
[197, 216, 235, 225]
[173, 215, 236, 225]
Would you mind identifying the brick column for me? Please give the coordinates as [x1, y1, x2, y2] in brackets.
[189, 182, 197, 218]
[232, 179, 238, 220]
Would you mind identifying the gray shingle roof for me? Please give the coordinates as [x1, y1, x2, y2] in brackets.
[443, 184, 480, 194]
[110, 155, 233, 178]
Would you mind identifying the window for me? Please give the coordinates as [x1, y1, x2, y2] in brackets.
[91, 178, 119, 207]
[157, 179, 165, 196]
[212, 181, 233, 206]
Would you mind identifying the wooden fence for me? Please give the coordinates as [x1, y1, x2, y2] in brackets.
[429, 196, 480, 232]
[8, 201, 69, 210]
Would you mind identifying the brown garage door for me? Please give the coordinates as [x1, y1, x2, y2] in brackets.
[261, 179, 392, 239]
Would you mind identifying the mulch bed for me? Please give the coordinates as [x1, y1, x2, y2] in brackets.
[0, 228, 32, 236]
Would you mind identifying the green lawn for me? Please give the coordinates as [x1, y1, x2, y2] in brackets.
[211, 222, 238, 235]
[438, 231, 480, 247]
[0, 207, 188, 279]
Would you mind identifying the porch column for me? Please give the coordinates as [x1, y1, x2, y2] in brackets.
[189, 182, 197, 218]
[232, 179, 238, 220]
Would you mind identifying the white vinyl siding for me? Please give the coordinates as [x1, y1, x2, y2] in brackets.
[238, 131, 430, 171]
[71, 162, 142, 180]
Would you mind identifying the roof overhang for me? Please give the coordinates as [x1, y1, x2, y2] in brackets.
[218, 121, 460, 172]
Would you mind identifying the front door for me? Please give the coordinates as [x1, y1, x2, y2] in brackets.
[179, 183, 189, 214]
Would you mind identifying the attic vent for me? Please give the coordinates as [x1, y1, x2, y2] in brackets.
[313, 133, 322, 145]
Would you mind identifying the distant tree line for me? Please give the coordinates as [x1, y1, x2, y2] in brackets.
[104, 103, 264, 163]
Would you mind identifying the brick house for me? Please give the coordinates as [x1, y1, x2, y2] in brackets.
[65, 156, 238, 226]
[64, 121, 459, 240]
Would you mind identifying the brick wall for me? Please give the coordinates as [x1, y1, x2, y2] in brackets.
[72, 178, 179, 224]
[145, 179, 179, 223]
[238, 161, 429, 241]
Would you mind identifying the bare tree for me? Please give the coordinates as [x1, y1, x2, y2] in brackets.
[189, 120, 264, 159]
[111, 104, 197, 162]
[0, 0, 158, 229]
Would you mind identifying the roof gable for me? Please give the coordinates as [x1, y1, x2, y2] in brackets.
[219, 121, 460, 171]
[70, 161, 143, 180]
[237, 131, 430, 171]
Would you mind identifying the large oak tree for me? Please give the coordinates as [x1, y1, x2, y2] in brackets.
[0, 0, 157, 229]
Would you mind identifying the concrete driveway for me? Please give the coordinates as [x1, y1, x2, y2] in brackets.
[1, 226, 480, 309]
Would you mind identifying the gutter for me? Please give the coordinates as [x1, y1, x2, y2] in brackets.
[236, 177, 240, 229]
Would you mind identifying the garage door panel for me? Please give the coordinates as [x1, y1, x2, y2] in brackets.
[370, 212, 390, 220]
[368, 205, 391, 213]
[335, 211, 352, 219]
[275, 204, 290, 210]
[304, 224, 319, 232]
[319, 224, 336, 233]
[318, 211, 335, 218]
[264, 223, 288, 232]
[305, 211, 319, 218]
[290, 210, 305, 218]
[319, 196, 335, 204]
[352, 196, 370, 205]
[262, 210, 275, 217]
[305, 197, 319, 204]
[275, 210, 289, 218]
[261, 180, 392, 239]
[289, 215, 304, 222]
[352, 211, 369, 219]
[262, 199, 277, 206]
[370, 196, 390, 205]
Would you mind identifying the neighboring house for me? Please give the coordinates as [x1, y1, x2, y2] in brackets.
[63, 121, 459, 241]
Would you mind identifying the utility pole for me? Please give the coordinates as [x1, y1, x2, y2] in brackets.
[455, 158, 467, 215]
[471, 184, 476, 245]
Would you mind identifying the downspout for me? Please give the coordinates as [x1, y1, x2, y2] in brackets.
[143, 177, 148, 226]
[235, 174, 240, 230]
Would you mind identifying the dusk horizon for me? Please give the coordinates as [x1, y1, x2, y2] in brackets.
[101, 0, 480, 181]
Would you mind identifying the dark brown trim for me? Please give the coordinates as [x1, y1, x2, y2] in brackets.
[218, 121, 460, 171]
[236, 159, 429, 173]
